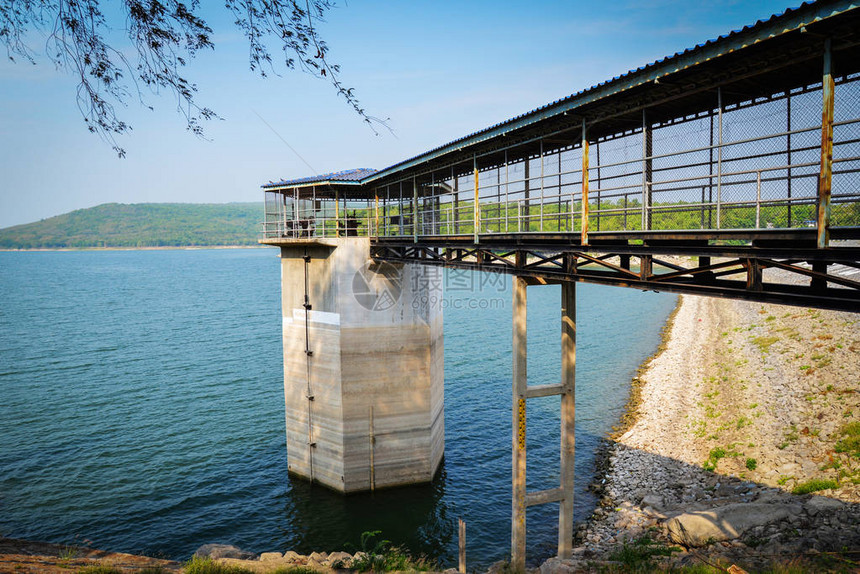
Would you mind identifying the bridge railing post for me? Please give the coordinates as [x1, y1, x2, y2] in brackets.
[581, 119, 589, 245]
[818, 37, 834, 249]
[717, 87, 723, 230]
[756, 172, 762, 229]
[474, 155, 481, 243]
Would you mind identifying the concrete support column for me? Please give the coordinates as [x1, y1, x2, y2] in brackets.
[279, 238, 444, 493]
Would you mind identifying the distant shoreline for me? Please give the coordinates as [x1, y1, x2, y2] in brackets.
[0, 245, 269, 252]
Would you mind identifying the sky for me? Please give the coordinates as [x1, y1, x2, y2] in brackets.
[0, 0, 794, 229]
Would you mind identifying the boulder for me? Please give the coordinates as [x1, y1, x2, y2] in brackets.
[641, 493, 665, 510]
[666, 503, 802, 547]
[326, 551, 353, 567]
[283, 551, 304, 563]
[194, 544, 256, 560]
[806, 496, 844, 516]
[260, 552, 284, 561]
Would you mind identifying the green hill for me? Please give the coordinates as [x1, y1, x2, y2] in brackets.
[0, 203, 264, 249]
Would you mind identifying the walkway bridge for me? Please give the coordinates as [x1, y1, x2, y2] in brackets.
[261, 1, 860, 569]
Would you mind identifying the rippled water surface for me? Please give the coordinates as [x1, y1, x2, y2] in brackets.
[0, 249, 675, 567]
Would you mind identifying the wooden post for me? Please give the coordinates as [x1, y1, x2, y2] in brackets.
[511, 276, 528, 572]
[717, 87, 723, 230]
[642, 110, 653, 231]
[369, 405, 375, 492]
[559, 282, 576, 558]
[453, 167, 460, 235]
[374, 192, 380, 238]
[413, 178, 419, 243]
[581, 120, 589, 245]
[474, 156, 481, 243]
[523, 158, 530, 232]
[335, 190, 340, 238]
[459, 519, 466, 573]
[818, 37, 834, 249]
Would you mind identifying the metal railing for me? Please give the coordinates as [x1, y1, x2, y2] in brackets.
[262, 75, 860, 241]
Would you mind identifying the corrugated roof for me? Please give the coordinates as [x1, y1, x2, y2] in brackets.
[264, 0, 852, 189]
[364, 0, 824, 183]
[263, 167, 377, 188]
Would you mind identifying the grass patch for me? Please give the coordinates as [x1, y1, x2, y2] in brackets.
[752, 335, 780, 353]
[347, 531, 435, 572]
[185, 556, 255, 574]
[703, 447, 726, 472]
[778, 426, 799, 449]
[791, 478, 839, 495]
[746, 458, 757, 470]
[835, 422, 860, 458]
[78, 568, 166, 574]
[608, 535, 679, 570]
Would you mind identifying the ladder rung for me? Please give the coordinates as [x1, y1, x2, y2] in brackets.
[525, 487, 565, 507]
[524, 384, 565, 398]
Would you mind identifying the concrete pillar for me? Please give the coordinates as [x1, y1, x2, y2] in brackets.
[278, 237, 444, 492]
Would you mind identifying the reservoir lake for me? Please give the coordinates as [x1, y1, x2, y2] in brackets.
[0, 248, 676, 568]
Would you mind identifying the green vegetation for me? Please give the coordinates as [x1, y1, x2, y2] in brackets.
[752, 335, 780, 353]
[703, 447, 727, 472]
[185, 557, 257, 574]
[183, 557, 321, 574]
[791, 478, 839, 495]
[77, 568, 165, 574]
[348, 531, 434, 572]
[835, 422, 860, 458]
[607, 535, 680, 570]
[745, 457, 757, 470]
[0, 203, 263, 249]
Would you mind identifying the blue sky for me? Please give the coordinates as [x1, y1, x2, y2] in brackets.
[0, 0, 792, 228]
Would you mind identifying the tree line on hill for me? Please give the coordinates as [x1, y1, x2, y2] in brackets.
[0, 203, 263, 249]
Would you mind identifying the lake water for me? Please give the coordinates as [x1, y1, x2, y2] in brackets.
[0, 249, 676, 568]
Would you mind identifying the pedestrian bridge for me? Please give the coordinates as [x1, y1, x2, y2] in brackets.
[260, 2, 860, 569]
[262, 0, 860, 312]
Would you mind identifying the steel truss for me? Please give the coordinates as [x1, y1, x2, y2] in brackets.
[371, 231, 860, 311]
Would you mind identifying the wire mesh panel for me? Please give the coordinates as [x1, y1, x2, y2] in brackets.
[833, 74, 860, 227]
[590, 131, 642, 232]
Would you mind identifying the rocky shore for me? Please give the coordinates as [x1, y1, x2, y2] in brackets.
[543, 294, 860, 572]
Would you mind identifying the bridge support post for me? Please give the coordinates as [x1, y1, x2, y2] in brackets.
[512, 277, 527, 571]
[559, 281, 576, 558]
[511, 276, 577, 570]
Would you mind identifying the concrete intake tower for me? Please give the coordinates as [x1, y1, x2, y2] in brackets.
[275, 235, 443, 493]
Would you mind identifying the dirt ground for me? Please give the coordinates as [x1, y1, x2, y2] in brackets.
[0, 537, 181, 573]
